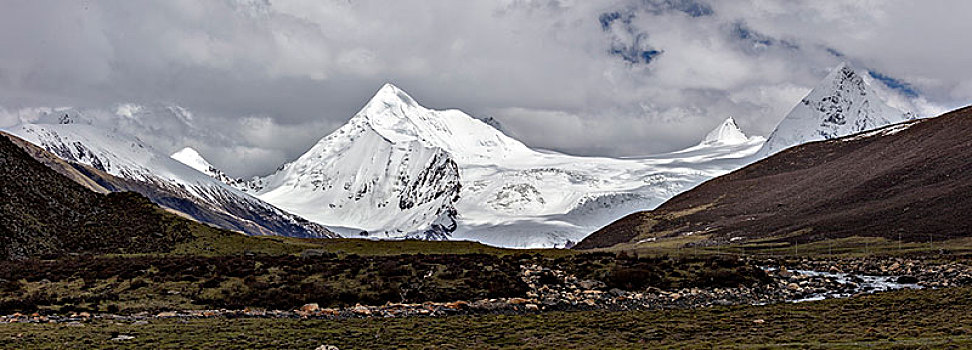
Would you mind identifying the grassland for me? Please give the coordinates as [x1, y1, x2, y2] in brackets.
[604, 235, 972, 260]
[1, 285, 969, 349]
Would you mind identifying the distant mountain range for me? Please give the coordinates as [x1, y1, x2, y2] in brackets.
[2, 63, 920, 248]
[189, 84, 766, 248]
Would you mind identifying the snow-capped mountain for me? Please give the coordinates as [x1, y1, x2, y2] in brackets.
[5, 122, 337, 239]
[701, 117, 752, 146]
[213, 84, 763, 247]
[170, 147, 247, 188]
[756, 63, 915, 157]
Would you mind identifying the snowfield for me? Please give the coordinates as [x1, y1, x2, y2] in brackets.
[227, 84, 765, 248]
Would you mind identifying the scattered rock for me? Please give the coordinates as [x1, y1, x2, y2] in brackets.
[300, 303, 321, 312]
[577, 280, 604, 290]
[111, 334, 135, 341]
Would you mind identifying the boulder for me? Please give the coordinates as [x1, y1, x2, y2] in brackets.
[897, 276, 919, 284]
[300, 303, 320, 312]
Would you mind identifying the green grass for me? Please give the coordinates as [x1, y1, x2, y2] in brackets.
[607, 235, 972, 259]
[2, 286, 970, 349]
[165, 224, 575, 259]
[302, 238, 574, 257]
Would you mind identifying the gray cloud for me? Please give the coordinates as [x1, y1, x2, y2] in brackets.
[1, 0, 968, 176]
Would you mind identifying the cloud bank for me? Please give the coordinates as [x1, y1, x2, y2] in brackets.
[1, 0, 968, 176]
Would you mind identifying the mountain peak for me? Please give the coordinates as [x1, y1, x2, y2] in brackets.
[332, 83, 534, 162]
[367, 83, 418, 109]
[702, 117, 749, 145]
[170, 147, 214, 174]
[755, 63, 912, 157]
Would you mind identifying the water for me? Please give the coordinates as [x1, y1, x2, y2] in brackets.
[762, 267, 922, 303]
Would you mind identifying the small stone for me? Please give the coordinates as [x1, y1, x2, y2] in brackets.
[352, 305, 371, 316]
[444, 301, 469, 310]
[577, 280, 605, 290]
[300, 303, 321, 312]
[315, 345, 340, 350]
[897, 276, 919, 284]
[752, 319, 765, 324]
[507, 298, 531, 305]
[524, 304, 539, 311]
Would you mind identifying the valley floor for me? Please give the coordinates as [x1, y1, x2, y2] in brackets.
[1, 237, 970, 349]
[1, 286, 970, 349]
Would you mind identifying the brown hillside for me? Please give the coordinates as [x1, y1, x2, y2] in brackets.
[0, 132, 197, 259]
[577, 106, 972, 249]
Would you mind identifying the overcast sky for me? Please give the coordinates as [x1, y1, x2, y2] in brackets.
[1, 0, 970, 177]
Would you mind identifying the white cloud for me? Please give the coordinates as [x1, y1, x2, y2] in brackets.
[0, 0, 968, 176]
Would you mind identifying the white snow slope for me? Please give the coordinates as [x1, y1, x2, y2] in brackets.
[5, 122, 337, 238]
[756, 63, 916, 158]
[226, 84, 765, 248]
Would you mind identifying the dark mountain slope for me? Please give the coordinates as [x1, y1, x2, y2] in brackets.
[1, 131, 335, 239]
[0, 132, 196, 259]
[577, 106, 972, 249]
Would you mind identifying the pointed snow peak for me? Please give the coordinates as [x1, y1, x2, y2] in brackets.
[702, 117, 749, 145]
[832, 61, 849, 72]
[756, 62, 911, 157]
[368, 83, 418, 109]
[821, 61, 859, 90]
[170, 147, 214, 174]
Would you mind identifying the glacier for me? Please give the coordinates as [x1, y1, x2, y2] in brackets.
[223, 84, 765, 248]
